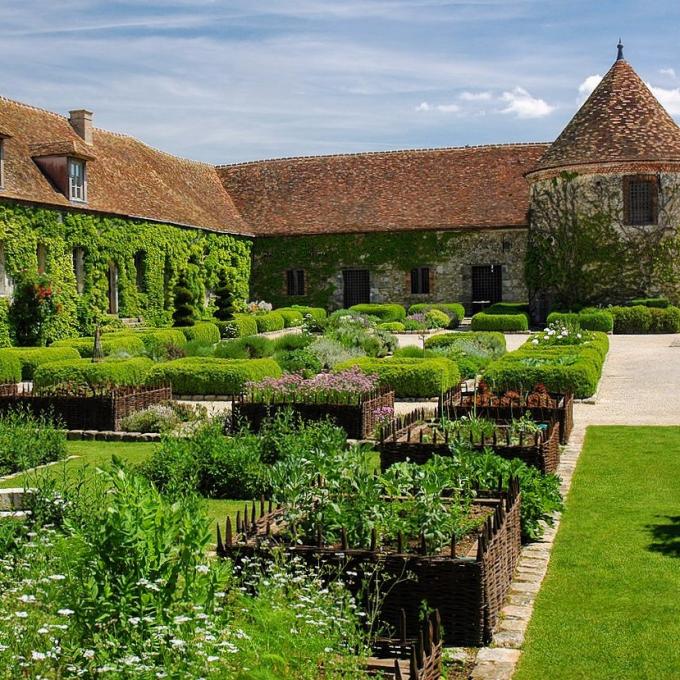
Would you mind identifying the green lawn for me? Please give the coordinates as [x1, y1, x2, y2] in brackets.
[515, 426, 680, 680]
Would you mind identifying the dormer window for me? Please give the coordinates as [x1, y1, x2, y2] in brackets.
[623, 175, 658, 226]
[68, 158, 86, 202]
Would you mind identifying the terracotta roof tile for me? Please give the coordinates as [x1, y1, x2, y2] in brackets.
[533, 59, 680, 173]
[0, 96, 251, 234]
[29, 139, 96, 161]
[217, 144, 548, 236]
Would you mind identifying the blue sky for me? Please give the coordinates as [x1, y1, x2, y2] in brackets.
[2, 1, 680, 163]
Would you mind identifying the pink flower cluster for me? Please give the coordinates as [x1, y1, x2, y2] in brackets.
[246, 366, 380, 402]
[372, 406, 395, 423]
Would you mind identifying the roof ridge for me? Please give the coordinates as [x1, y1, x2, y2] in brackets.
[216, 142, 551, 169]
[0, 94, 69, 121]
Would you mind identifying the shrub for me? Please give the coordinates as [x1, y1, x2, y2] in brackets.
[326, 312, 396, 357]
[609, 305, 680, 333]
[628, 297, 669, 308]
[377, 322, 406, 332]
[348, 303, 406, 322]
[0, 408, 66, 475]
[215, 335, 275, 359]
[274, 348, 323, 376]
[255, 312, 286, 333]
[136, 329, 187, 359]
[219, 313, 259, 338]
[308, 337, 365, 369]
[649, 306, 680, 333]
[424, 331, 507, 358]
[0, 352, 20, 384]
[425, 308, 450, 328]
[275, 333, 314, 351]
[52, 333, 146, 358]
[485, 302, 530, 316]
[145, 357, 282, 395]
[213, 270, 235, 321]
[335, 356, 460, 397]
[180, 321, 221, 345]
[471, 312, 529, 332]
[547, 309, 614, 333]
[276, 309, 304, 327]
[0, 346, 81, 380]
[0, 298, 10, 348]
[278, 306, 327, 324]
[9, 274, 60, 346]
[409, 303, 465, 328]
[33, 357, 154, 390]
[120, 403, 181, 433]
[172, 272, 195, 327]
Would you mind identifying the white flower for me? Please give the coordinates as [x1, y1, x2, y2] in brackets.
[57, 609, 74, 617]
[37, 627, 49, 635]
[170, 639, 186, 649]
[128, 617, 140, 626]
[19, 594, 36, 603]
[173, 615, 190, 624]
[83, 649, 95, 659]
[15, 611, 28, 618]
[195, 565, 209, 574]
[207, 656, 219, 663]
[48, 574, 66, 581]
[531, 338, 539, 345]
[31, 651, 46, 660]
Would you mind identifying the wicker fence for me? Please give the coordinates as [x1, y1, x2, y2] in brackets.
[378, 409, 561, 474]
[439, 385, 574, 444]
[216, 482, 521, 646]
[231, 388, 395, 439]
[0, 384, 172, 431]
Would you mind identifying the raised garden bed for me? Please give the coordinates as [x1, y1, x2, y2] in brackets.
[439, 384, 573, 444]
[378, 409, 561, 474]
[216, 482, 521, 646]
[0, 384, 171, 431]
[231, 387, 394, 439]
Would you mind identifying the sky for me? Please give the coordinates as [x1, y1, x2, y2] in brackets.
[2, 0, 680, 164]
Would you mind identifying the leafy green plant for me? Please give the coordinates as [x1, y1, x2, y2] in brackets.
[9, 273, 62, 346]
[215, 335, 275, 359]
[409, 303, 465, 329]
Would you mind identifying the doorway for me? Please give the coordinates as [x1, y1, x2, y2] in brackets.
[471, 264, 502, 313]
[343, 269, 370, 308]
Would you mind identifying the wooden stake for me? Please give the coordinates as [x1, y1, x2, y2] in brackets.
[226, 517, 232, 548]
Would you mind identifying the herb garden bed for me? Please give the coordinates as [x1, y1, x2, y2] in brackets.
[216, 482, 522, 646]
[378, 409, 561, 474]
[0, 384, 172, 431]
[231, 387, 394, 439]
[439, 384, 573, 444]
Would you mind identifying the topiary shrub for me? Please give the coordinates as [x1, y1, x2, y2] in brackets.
[348, 304, 407, 322]
[471, 312, 529, 332]
[215, 336, 275, 359]
[335, 356, 460, 398]
[180, 322, 221, 345]
[213, 270, 235, 322]
[408, 303, 465, 329]
[145, 357, 282, 395]
[276, 309, 304, 328]
[424, 331, 507, 358]
[172, 272, 195, 327]
[52, 334, 146, 358]
[254, 312, 285, 333]
[0, 347, 81, 380]
[0, 353, 21, 384]
[377, 322, 406, 332]
[33, 357, 153, 390]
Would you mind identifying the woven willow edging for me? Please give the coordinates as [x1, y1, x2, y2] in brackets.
[216, 483, 521, 646]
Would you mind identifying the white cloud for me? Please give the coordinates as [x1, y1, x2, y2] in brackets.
[660, 67, 676, 79]
[436, 103, 460, 112]
[649, 85, 680, 115]
[500, 86, 554, 119]
[415, 101, 431, 111]
[459, 90, 492, 101]
[578, 74, 602, 100]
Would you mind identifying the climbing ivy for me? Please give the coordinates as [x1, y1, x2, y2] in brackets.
[0, 202, 252, 341]
[251, 230, 469, 308]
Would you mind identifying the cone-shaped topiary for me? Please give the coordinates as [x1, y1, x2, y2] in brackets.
[214, 270, 235, 322]
[172, 273, 195, 327]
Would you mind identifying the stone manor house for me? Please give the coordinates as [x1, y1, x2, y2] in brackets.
[0, 44, 679, 323]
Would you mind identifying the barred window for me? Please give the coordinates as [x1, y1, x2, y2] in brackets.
[624, 177, 657, 225]
[411, 267, 430, 295]
[286, 269, 305, 296]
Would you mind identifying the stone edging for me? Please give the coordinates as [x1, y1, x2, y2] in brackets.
[66, 430, 161, 442]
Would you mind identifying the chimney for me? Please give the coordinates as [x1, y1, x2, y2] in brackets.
[68, 109, 93, 145]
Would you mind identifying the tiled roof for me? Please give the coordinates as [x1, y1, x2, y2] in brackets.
[0, 96, 251, 234]
[533, 59, 680, 173]
[217, 144, 548, 236]
[29, 140, 96, 161]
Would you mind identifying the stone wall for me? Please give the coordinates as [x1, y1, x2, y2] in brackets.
[251, 228, 528, 311]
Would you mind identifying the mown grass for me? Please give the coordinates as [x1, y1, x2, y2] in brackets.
[515, 426, 680, 680]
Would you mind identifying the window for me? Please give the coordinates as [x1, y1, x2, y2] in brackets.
[68, 158, 86, 202]
[411, 267, 430, 295]
[72, 248, 85, 294]
[134, 251, 147, 293]
[36, 244, 47, 274]
[286, 269, 305, 296]
[624, 176, 658, 225]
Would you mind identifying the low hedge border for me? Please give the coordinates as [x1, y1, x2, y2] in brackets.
[335, 356, 460, 398]
[408, 303, 465, 329]
[348, 304, 407, 322]
[0, 347, 81, 380]
[0, 353, 21, 384]
[52, 334, 146, 358]
[424, 331, 507, 358]
[275, 309, 304, 328]
[485, 302, 530, 316]
[33, 357, 154, 390]
[180, 322, 221, 345]
[377, 322, 406, 332]
[471, 312, 529, 332]
[145, 357, 282, 395]
[254, 312, 285, 333]
[277, 306, 327, 324]
[608, 305, 680, 334]
[547, 310, 614, 333]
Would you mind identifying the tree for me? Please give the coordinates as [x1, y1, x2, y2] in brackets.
[172, 272, 195, 327]
[213, 270, 235, 322]
[9, 274, 59, 346]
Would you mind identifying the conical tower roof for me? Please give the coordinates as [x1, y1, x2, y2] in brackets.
[532, 46, 680, 173]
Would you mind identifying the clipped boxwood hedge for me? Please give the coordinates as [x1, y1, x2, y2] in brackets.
[547, 309, 614, 333]
[628, 297, 669, 308]
[483, 332, 609, 399]
[335, 356, 460, 398]
[348, 304, 406, 322]
[0, 353, 21, 384]
[136, 329, 187, 356]
[471, 312, 529, 332]
[52, 334, 146, 358]
[0, 347, 81, 380]
[609, 305, 680, 334]
[277, 306, 327, 324]
[33, 357, 154, 390]
[145, 357, 282, 395]
[485, 302, 530, 316]
[180, 322, 221, 345]
[276, 309, 304, 328]
[218, 314, 260, 339]
[424, 331, 507, 358]
[254, 312, 285, 333]
[408, 303, 465, 329]
[377, 322, 406, 332]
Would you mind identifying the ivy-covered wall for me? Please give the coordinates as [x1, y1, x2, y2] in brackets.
[0, 201, 252, 341]
[251, 228, 528, 309]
